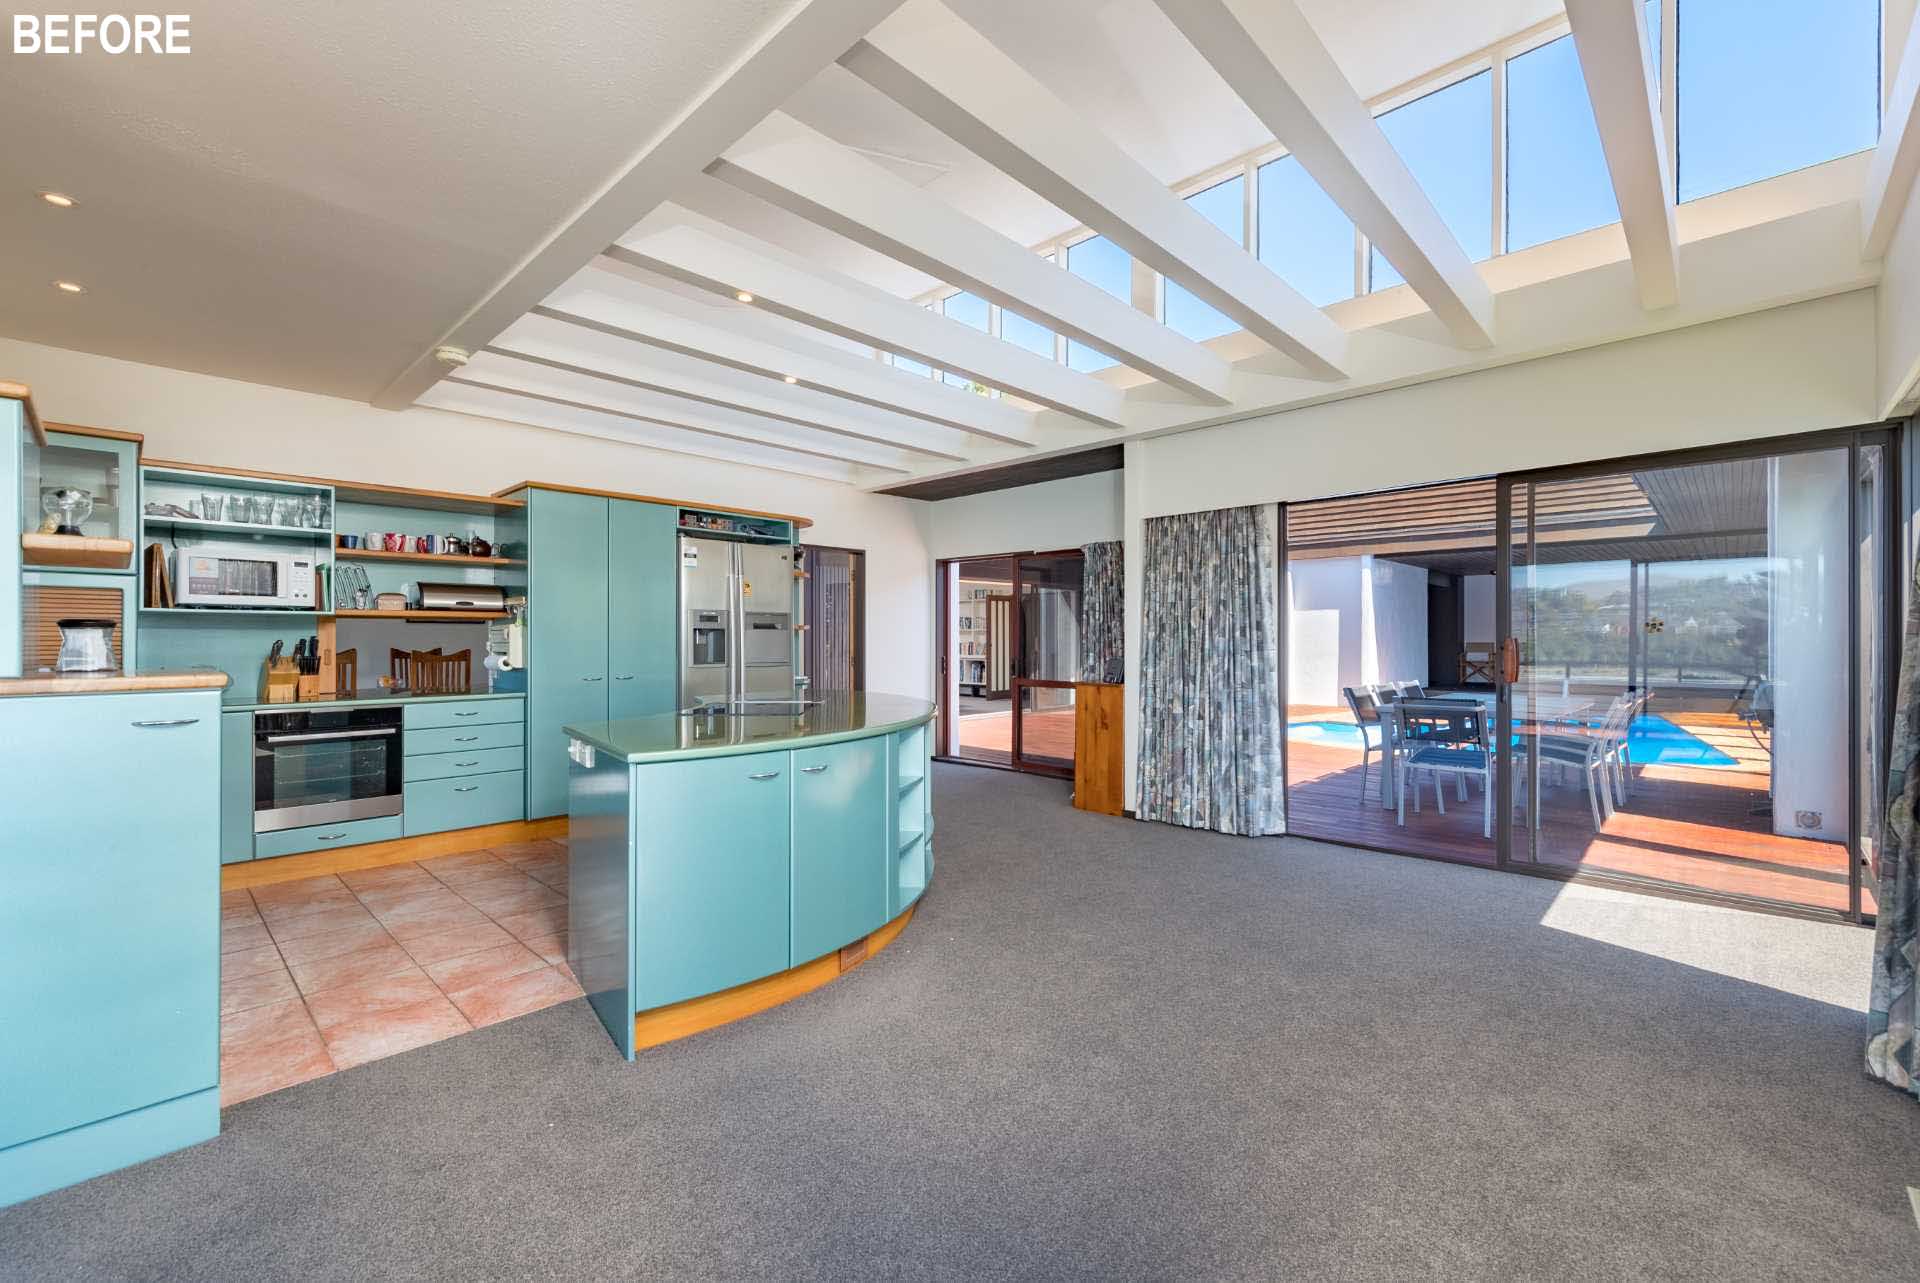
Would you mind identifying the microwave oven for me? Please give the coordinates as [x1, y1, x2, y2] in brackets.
[175, 546, 317, 609]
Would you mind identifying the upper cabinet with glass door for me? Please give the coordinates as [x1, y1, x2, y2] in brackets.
[20, 426, 140, 573]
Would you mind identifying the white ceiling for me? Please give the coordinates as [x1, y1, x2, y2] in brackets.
[0, 0, 1897, 492]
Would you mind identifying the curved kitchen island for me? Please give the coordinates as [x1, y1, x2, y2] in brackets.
[563, 693, 934, 1059]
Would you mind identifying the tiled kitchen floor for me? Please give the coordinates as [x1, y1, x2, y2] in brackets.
[219, 839, 580, 1106]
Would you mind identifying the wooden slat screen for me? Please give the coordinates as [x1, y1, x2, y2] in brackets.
[22, 584, 125, 671]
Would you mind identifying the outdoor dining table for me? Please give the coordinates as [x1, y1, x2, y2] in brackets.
[1375, 691, 1599, 811]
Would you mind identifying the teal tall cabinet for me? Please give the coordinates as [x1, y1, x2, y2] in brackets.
[524, 487, 677, 818]
[0, 687, 222, 1207]
[1, 392, 30, 677]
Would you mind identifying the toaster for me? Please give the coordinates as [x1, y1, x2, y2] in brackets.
[413, 582, 508, 611]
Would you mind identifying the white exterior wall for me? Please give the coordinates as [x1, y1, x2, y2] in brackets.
[1365, 558, 1429, 689]
[1462, 575, 1497, 644]
[1287, 558, 1363, 707]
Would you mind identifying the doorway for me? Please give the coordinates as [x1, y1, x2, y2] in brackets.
[936, 550, 1085, 777]
[799, 545, 864, 693]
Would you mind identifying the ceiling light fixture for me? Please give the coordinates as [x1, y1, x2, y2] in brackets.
[433, 345, 471, 367]
[38, 191, 77, 208]
[734, 290, 754, 304]
[783, 374, 798, 384]
[52, 279, 85, 294]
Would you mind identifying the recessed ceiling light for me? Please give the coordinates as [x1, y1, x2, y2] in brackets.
[734, 290, 754, 304]
[38, 191, 77, 208]
[783, 374, 798, 384]
[52, 280, 86, 294]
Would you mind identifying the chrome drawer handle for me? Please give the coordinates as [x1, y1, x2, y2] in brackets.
[454, 785, 479, 793]
[453, 759, 480, 767]
[453, 711, 480, 718]
[132, 718, 200, 728]
[316, 832, 348, 841]
[800, 764, 828, 774]
[748, 771, 781, 781]
[454, 736, 479, 743]
[613, 675, 634, 681]
[582, 675, 604, 682]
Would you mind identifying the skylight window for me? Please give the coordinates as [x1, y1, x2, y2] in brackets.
[1164, 174, 1244, 342]
[1676, 0, 1880, 203]
[940, 291, 989, 389]
[1257, 154, 1355, 307]
[1065, 235, 1128, 372]
[1506, 33, 1619, 251]
[1370, 70, 1493, 291]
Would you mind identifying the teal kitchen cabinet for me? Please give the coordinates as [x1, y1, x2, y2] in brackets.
[790, 735, 889, 965]
[0, 687, 222, 1207]
[405, 769, 526, 836]
[1, 393, 26, 677]
[401, 695, 525, 837]
[255, 814, 403, 859]
[632, 751, 792, 1011]
[606, 498, 677, 721]
[401, 697, 525, 731]
[526, 488, 609, 818]
[220, 710, 254, 863]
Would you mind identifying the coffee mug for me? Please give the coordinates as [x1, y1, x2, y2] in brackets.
[364, 530, 383, 550]
[413, 535, 432, 553]
[338, 534, 361, 550]
[383, 532, 405, 552]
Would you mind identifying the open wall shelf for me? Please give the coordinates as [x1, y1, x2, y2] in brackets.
[334, 548, 523, 568]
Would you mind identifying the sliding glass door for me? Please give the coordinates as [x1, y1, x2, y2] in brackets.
[1011, 554, 1084, 775]
[1499, 431, 1896, 915]
[937, 551, 1084, 777]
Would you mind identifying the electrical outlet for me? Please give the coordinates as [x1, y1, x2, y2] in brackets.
[1795, 810, 1823, 830]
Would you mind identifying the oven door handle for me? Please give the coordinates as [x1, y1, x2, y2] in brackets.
[261, 727, 399, 744]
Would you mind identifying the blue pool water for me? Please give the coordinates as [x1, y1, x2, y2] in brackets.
[1286, 714, 1739, 767]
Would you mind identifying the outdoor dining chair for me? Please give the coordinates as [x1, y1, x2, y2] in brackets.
[1392, 700, 1495, 838]
[1343, 685, 1392, 804]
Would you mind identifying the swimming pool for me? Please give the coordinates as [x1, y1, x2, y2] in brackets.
[1286, 715, 1738, 767]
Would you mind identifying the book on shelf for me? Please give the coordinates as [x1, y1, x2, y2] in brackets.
[143, 542, 175, 608]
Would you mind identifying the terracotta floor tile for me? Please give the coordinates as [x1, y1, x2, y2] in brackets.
[358, 885, 470, 917]
[257, 889, 363, 927]
[222, 966, 300, 1015]
[222, 943, 287, 981]
[303, 969, 444, 1031]
[288, 942, 419, 996]
[377, 900, 494, 941]
[249, 874, 347, 906]
[446, 966, 582, 1028]
[399, 919, 517, 966]
[272, 919, 396, 968]
[424, 941, 546, 994]
[424, 863, 524, 890]
[491, 905, 567, 941]
[220, 888, 257, 910]
[220, 999, 334, 1106]
[320, 996, 471, 1070]
[520, 931, 568, 967]
[221, 920, 273, 954]
[337, 863, 437, 893]
[220, 906, 261, 932]
[457, 882, 565, 918]
[266, 903, 379, 943]
[417, 850, 504, 876]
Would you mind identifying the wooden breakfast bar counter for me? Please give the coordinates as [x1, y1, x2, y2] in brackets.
[563, 693, 933, 1058]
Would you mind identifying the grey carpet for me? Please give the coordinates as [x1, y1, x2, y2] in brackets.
[3, 765, 1915, 1281]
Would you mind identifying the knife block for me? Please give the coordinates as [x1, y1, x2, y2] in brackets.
[260, 657, 299, 704]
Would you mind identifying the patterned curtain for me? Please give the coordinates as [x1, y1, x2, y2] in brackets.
[1867, 557, 1920, 1102]
[1135, 506, 1285, 835]
[1079, 540, 1124, 683]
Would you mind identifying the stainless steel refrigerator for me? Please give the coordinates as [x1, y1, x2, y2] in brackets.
[679, 534, 796, 706]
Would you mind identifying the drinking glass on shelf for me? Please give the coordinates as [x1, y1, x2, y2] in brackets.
[304, 494, 327, 528]
[201, 493, 225, 522]
[250, 496, 275, 524]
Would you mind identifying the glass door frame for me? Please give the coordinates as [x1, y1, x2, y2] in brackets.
[1491, 423, 1900, 923]
[933, 548, 1086, 779]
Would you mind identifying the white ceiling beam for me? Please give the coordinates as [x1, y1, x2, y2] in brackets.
[1565, 0, 1679, 308]
[372, 0, 908, 410]
[611, 202, 1130, 427]
[489, 311, 970, 461]
[1145, 0, 1496, 346]
[839, 30, 1351, 379]
[548, 261, 1040, 445]
[1863, 11, 1920, 259]
[447, 354, 916, 474]
[711, 114, 1234, 404]
[418, 382, 865, 484]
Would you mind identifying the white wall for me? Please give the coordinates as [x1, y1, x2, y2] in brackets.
[1286, 558, 1362, 707]
[1364, 557, 1428, 689]
[914, 469, 1123, 561]
[1462, 575, 1496, 644]
[0, 335, 934, 698]
[1768, 451, 1850, 842]
[1124, 292, 1880, 810]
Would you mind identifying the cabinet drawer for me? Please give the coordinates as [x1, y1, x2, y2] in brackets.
[404, 770, 525, 837]
[404, 745, 525, 782]
[405, 720, 525, 757]
[255, 814, 403, 860]
[402, 698, 524, 731]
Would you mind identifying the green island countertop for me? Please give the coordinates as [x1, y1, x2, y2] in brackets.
[564, 692, 934, 764]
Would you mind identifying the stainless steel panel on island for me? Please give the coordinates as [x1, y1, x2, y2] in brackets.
[564, 693, 934, 1059]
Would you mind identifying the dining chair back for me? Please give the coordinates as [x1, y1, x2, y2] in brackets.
[411, 648, 472, 695]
